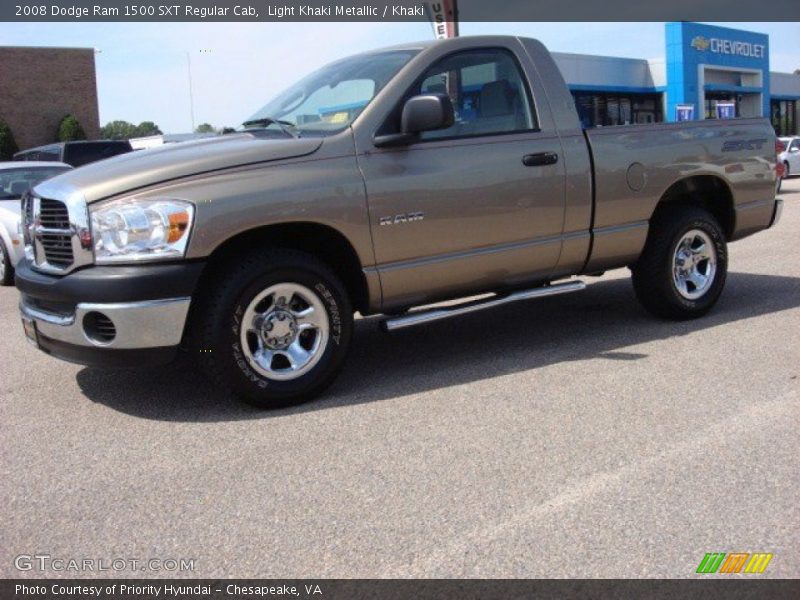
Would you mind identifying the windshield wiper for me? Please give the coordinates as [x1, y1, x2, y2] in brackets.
[242, 117, 300, 138]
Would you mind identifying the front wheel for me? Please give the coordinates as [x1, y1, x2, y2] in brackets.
[632, 206, 727, 320]
[196, 249, 353, 408]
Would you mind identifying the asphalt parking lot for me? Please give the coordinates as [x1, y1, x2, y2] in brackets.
[1, 179, 798, 579]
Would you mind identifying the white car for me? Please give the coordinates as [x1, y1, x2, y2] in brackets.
[0, 161, 72, 285]
[779, 136, 800, 181]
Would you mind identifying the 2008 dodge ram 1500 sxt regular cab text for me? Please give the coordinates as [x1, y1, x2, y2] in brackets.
[16, 36, 783, 407]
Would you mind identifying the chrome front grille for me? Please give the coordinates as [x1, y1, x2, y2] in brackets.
[23, 191, 34, 225]
[22, 187, 93, 275]
[39, 232, 74, 267]
[39, 198, 71, 229]
[37, 198, 74, 267]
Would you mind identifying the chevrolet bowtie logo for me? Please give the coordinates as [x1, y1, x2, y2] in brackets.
[691, 36, 711, 51]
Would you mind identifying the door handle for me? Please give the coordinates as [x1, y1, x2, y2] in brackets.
[522, 152, 558, 167]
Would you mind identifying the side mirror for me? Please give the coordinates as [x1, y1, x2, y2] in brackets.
[374, 93, 454, 148]
[790, 147, 799, 153]
[402, 93, 455, 134]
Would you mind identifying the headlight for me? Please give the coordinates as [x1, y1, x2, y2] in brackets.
[91, 198, 194, 264]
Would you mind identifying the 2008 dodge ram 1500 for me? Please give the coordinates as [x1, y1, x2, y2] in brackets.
[16, 36, 783, 407]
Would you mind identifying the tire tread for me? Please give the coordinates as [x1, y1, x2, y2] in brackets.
[632, 205, 727, 320]
[193, 248, 352, 407]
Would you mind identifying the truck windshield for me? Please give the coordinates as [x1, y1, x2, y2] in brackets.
[245, 50, 417, 137]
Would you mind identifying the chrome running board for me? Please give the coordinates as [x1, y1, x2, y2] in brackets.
[382, 280, 586, 332]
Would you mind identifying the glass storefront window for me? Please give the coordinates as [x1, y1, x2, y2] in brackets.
[771, 99, 797, 136]
[704, 93, 739, 119]
[572, 92, 662, 128]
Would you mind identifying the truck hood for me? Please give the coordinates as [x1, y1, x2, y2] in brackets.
[34, 133, 323, 204]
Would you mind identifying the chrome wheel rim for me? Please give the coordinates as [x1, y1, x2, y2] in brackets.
[672, 229, 717, 300]
[240, 282, 329, 381]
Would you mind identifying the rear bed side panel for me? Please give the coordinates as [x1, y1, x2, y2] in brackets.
[583, 118, 776, 272]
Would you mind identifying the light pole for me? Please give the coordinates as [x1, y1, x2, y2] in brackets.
[186, 49, 211, 132]
[186, 52, 195, 132]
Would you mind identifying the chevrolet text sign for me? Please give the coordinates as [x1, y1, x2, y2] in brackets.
[691, 35, 766, 58]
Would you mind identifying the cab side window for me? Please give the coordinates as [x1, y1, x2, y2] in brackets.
[416, 49, 536, 140]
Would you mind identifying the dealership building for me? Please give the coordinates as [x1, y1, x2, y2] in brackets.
[553, 22, 800, 135]
[0, 46, 100, 152]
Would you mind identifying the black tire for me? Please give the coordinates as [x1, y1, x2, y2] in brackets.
[195, 248, 353, 408]
[785, 161, 790, 177]
[632, 205, 727, 320]
[0, 239, 13, 286]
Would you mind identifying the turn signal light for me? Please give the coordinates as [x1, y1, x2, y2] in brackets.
[167, 211, 191, 243]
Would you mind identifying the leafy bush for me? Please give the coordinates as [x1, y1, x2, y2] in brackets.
[135, 121, 162, 137]
[100, 120, 163, 140]
[57, 115, 87, 142]
[0, 120, 19, 160]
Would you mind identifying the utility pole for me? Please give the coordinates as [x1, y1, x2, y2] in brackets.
[186, 49, 212, 133]
[186, 52, 195, 132]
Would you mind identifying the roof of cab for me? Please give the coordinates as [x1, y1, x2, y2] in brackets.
[351, 35, 531, 55]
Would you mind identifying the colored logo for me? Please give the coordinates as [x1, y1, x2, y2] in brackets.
[696, 552, 773, 574]
[691, 36, 711, 51]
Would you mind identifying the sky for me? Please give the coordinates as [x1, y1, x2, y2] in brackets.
[0, 21, 798, 133]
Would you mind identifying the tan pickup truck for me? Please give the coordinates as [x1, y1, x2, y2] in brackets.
[16, 36, 783, 407]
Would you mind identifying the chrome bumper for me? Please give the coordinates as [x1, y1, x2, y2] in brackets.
[769, 198, 783, 228]
[20, 297, 191, 349]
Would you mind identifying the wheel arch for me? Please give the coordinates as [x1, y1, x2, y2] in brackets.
[652, 175, 735, 240]
[199, 221, 369, 314]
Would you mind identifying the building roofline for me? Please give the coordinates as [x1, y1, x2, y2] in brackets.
[0, 45, 96, 52]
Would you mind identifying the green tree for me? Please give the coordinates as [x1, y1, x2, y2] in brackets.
[195, 123, 215, 133]
[100, 120, 138, 140]
[57, 115, 87, 142]
[135, 121, 162, 137]
[0, 120, 19, 160]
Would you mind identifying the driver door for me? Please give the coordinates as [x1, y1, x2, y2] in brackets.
[357, 48, 567, 310]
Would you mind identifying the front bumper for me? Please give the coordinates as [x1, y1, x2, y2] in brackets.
[15, 259, 205, 367]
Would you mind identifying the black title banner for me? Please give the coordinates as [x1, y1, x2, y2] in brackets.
[3, 0, 800, 22]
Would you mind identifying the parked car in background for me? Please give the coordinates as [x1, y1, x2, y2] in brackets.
[779, 136, 800, 180]
[13, 140, 133, 168]
[0, 161, 72, 285]
[129, 133, 219, 150]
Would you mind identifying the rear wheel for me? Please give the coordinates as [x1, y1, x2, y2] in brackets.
[632, 206, 727, 320]
[196, 249, 353, 408]
[0, 239, 13, 286]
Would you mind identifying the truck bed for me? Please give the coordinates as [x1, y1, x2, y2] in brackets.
[582, 117, 777, 272]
